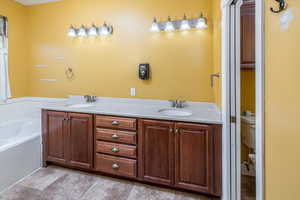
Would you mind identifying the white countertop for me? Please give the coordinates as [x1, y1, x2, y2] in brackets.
[40, 96, 222, 125]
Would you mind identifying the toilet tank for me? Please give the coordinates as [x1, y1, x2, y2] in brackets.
[241, 115, 256, 150]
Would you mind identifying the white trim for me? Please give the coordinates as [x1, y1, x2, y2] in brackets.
[221, 1, 232, 200]
[221, 0, 265, 200]
[234, 1, 243, 199]
[15, 0, 62, 6]
[229, 4, 237, 199]
[255, 0, 265, 200]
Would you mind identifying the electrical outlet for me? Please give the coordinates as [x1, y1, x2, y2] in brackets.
[130, 88, 136, 96]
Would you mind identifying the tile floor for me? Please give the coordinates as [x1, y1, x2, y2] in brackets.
[0, 166, 220, 200]
[241, 175, 256, 200]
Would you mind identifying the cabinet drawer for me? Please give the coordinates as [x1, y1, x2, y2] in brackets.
[96, 128, 136, 145]
[95, 115, 137, 131]
[95, 154, 137, 178]
[96, 141, 137, 159]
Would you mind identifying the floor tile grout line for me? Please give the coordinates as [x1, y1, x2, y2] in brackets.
[80, 181, 99, 200]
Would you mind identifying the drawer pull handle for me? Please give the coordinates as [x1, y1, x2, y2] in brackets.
[112, 134, 119, 139]
[111, 147, 119, 152]
[112, 163, 120, 169]
[112, 121, 120, 125]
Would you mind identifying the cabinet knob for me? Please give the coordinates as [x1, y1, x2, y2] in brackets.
[112, 134, 119, 139]
[112, 163, 120, 169]
[112, 121, 120, 125]
[175, 129, 179, 134]
[111, 147, 119, 153]
[169, 128, 173, 133]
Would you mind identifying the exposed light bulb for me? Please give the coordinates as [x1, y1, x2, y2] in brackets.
[88, 24, 98, 36]
[196, 14, 208, 29]
[150, 18, 160, 32]
[99, 23, 110, 35]
[164, 16, 175, 32]
[180, 15, 191, 31]
[78, 25, 87, 37]
[68, 25, 77, 37]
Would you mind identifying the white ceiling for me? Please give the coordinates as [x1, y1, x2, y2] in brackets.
[15, 0, 62, 6]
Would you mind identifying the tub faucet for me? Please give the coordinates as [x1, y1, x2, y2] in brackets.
[169, 100, 186, 108]
[84, 95, 97, 103]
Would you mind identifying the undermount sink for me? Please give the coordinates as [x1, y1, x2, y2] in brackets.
[158, 108, 192, 117]
[65, 104, 94, 108]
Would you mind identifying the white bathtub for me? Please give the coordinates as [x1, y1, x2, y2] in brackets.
[0, 119, 40, 152]
[0, 103, 44, 193]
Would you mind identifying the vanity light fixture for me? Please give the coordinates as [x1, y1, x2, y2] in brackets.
[180, 14, 191, 30]
[99, 22, 112, 36]
[78, 25, 87, 37]
[164, 16, 175, 32]
[150, 13, 208, 33]
[196, 13, 208, 29]
[68, 22, 113, 38]
[68, 25, 77, 37]
[88, 24, 98, 36]
[150, 17, 160, 32]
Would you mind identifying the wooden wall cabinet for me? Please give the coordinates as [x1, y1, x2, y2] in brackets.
[42, 111, 93, 169]
[138, 119, 221, 196]
[241, 0, 255, 70]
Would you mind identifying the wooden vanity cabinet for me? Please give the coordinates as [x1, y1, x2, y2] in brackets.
[138, 119, 221, 196]
[175, 123, 221, 195]
[42, 111, 221, 196]
[42, 111, 68, 165]
[42, 110, 93, 170]
[94, 115, 138, 179]
[68, 113, 93, 169]
[138, 120, 175, 186]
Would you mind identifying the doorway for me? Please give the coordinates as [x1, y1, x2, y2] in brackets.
[221, 0, 264, 200]
[240, 1, 256, 199]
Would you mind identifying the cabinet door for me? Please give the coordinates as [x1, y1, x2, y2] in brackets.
[68, 113, 93, 169]
[138, 120, 175, 186]
[241, 0, 255, 69]
[175, 123, 214, 194]
[42, 111, 68, 165]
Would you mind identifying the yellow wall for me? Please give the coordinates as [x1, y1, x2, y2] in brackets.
[24, 0, 215, 102]
[0, 0, 28, 97]
[4, 0, 300, 198]
[241, 70, 255, 113]
[212, 0, 222, 107]
[265, 0, 300, 199]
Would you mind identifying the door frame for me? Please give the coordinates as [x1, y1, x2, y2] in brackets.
[221, 0, 265, 200]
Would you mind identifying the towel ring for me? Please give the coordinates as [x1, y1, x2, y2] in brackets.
[65, 66, 74, 80]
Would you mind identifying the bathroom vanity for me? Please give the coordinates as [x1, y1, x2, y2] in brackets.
[41, 99, 222, 196]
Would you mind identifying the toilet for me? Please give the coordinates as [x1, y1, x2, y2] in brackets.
[241, 114, 256, 150]
[241, 113, 256, 176]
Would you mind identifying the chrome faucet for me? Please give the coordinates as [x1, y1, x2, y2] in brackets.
[84, 95, 97, 103]
[169, 100, 186, 108]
